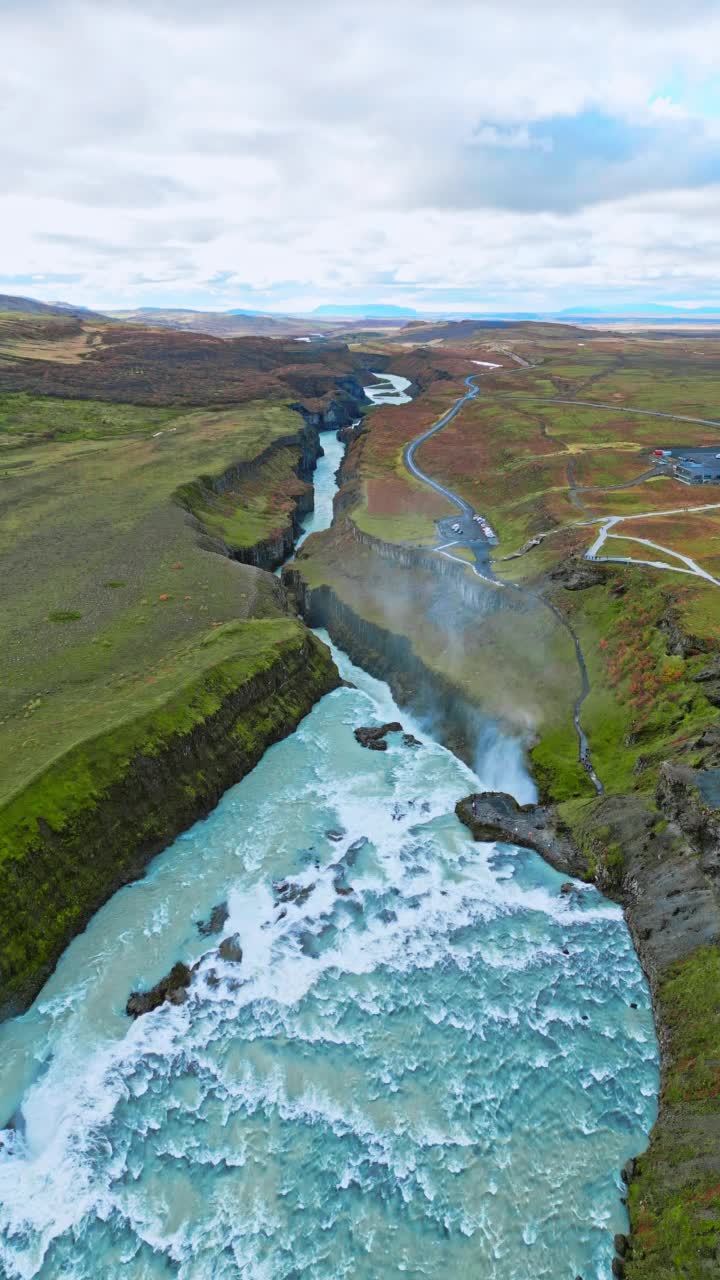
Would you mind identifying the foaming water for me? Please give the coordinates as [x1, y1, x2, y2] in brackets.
[0, 417, 658, 1279]
[363, 372, 412, 405]
[472, 723, 536, 806]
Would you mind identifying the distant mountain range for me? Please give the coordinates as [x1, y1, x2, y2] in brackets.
[557, 304, 720, 318]
[0, 293, 108, 321]
[313, 304, 419, 317]
[400, 305, 720, 321]
[107, 307, 333, 338]
[315, 302, 720, 321]
[5, 291, 720, 340]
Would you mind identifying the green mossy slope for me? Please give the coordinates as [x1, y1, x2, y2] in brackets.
[0, 622, 338, 1018]
[628, 948, 720, 1279]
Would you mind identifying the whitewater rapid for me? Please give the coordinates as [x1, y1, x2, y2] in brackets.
[0, 413, 658, 1280]
[363, 372, 413, 405]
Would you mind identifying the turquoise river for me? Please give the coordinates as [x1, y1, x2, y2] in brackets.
[0, 384, 658, 1279]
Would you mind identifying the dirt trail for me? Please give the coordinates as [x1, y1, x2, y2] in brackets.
[566, 459, 591, 514]
[566, 458, 663, 513]
[497, 390, 720, 430]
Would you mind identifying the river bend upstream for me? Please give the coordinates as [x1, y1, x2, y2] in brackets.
[0, 401, 658, 1279]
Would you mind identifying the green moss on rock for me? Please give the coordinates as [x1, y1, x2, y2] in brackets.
[628, 947, 720, 1279]
[0, 622, 338, 1019]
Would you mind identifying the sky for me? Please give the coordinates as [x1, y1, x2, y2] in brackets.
[3, 0, 720, 314]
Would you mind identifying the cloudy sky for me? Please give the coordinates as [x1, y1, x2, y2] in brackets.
[3, 0, 720, 313]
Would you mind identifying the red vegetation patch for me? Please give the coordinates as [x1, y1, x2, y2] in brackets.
[696, 1181, 720, 1205]
[620, 512, 720, 546]
[0, 322, 369, 409]
[366, 475, 447, 519]
[595, 591, 689, 730]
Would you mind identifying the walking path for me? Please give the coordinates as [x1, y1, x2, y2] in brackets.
[584, 505, 720, 586]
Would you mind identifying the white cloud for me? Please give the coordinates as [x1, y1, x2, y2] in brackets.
[1, 0, 720, 309]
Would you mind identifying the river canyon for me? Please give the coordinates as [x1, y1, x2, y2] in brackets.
[0, 387, 658, 1280]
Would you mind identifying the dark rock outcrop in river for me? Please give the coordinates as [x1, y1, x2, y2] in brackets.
[274, 879, 316, 907]
[126, 961, 192, 1017]
[455, 791, 585, 878]
[354, 722, 402, 750]
[196, 901, 229, 937]
[218, 934, 243, 963]
[344, 836, 368, 863]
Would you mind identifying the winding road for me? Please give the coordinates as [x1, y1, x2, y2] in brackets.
[403, 374, 481, 513]
[401, 368, 603, 792]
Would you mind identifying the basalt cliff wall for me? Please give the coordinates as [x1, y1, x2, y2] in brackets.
[177, 390, 368, 575]
[0, 393, 364, 1020]
[282, 562, 521, 769]
[0, 627, 338, 1020]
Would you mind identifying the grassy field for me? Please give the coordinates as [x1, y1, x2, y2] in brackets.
[177, 437, 313, 555]
[338, 376, 469, 544]
[354, 471, 450, 544]
[1, 614, 300, 850]
[0, 617, 336, 1015]
[303, 330, 720, 801]
[0, 308, 355, 1013]
[392, 373, 720, 557]
[333, 348, 720, 562]
[497, 526, 590, 583]
[608, 510, 720, 577]
[0, 391, 181, 441]
[0, 394, 313, 808]
[559, 573, 714, 792]
[296, 328, 720, 788]
[484, 337, 720, 420]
